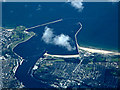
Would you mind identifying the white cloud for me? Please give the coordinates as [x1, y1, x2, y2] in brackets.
[53, 34, 75, 51]
[42, 26, 76, 51]
[70, 0, 84, 12]
[42, 26, 54, 44]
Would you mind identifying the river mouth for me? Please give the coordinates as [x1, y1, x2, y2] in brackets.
[3, 2, 118, 54]
[14, 49, 52, 88]
[13, 19, 80, 88]
[13, 19, 80, 58]
[3, 2, 118, 88]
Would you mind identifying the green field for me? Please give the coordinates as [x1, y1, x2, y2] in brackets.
[10, 26, 35, 50]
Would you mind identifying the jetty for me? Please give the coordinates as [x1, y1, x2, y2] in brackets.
[25, 19, 63, 31]
[44, 22, 82, 58]
[44, 52, 80, 58]
[43, 22, 120, 58]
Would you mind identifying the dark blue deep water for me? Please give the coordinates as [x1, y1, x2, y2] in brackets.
[2, 2, 118, 88]
[3, 2, 118, 52]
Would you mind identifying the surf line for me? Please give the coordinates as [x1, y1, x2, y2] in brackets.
[25, 19, 63, 31]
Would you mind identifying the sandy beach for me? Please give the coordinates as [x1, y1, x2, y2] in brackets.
[78, 46, 120, 55]
[44, 52, 80, 58]
[44, 46, 120, 58]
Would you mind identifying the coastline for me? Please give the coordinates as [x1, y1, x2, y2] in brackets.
[44, 22, 120, 58]
[8, 19, 63, 73]
[44, 46, 120, 58]
[78, 46, 120, 55]
[11, 32, 35, 52]
[7, 21, 119, 60]
[12, 31, 35, 73]
[75, 22, 120, 56]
